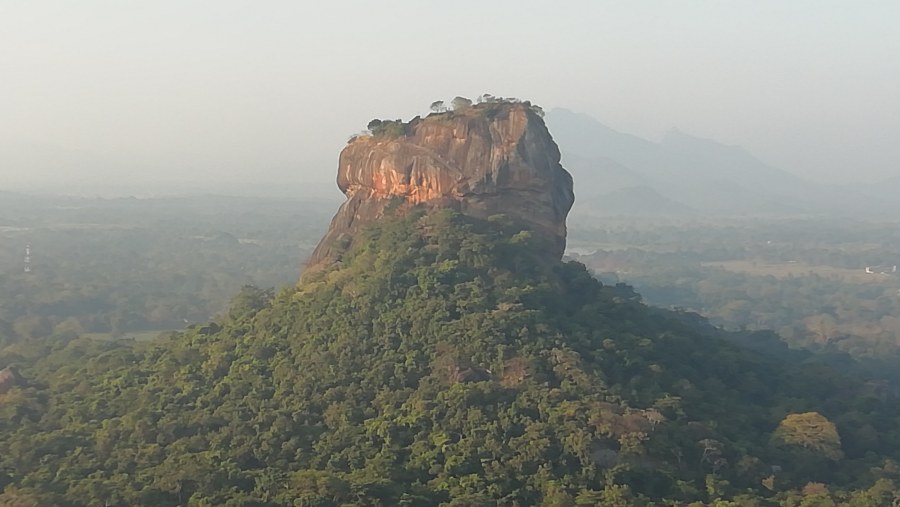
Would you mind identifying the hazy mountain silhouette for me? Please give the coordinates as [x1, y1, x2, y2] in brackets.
[572, 185, 696, 217]
[546, 108, 890, 216]
[859, 175, 900, 207]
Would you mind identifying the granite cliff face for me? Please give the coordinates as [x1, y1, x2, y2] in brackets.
[305, 103, 574, 273]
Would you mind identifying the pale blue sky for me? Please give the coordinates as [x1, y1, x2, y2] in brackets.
[1, 1, 898, 194]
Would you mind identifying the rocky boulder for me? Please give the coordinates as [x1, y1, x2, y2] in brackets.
[305, 102, 575, 274]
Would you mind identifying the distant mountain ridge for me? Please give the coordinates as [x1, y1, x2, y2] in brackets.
[581, 185, 696, 217]
[546, 108, 893, 217]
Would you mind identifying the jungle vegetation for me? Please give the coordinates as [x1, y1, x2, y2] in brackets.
[2, 209, 899, 506]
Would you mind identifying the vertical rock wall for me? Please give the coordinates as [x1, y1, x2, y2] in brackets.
[305, 103, 574, 274]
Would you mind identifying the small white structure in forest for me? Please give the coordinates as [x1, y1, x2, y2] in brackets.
[865, 265, 896, 275]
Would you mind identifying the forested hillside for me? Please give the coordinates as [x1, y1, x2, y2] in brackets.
[2, 210, 899, 506]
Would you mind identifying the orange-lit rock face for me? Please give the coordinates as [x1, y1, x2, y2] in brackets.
[306, 103, 574, 272]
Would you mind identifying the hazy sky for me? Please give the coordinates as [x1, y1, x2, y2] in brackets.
[1, 1, 898, 195]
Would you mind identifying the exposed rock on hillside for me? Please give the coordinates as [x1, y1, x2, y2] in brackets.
[305, 102, 574, 274]
[0, 366, 22, 395]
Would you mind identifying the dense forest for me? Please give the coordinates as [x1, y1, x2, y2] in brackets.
[5, 194, 899, 364]
[569, 217, 900, 361]
[2, 209, 900, 505]
[0, 194, 330, 345]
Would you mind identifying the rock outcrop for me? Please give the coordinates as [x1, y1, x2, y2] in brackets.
[305, 102, 575, 274]
[0, 366, 23, 395]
